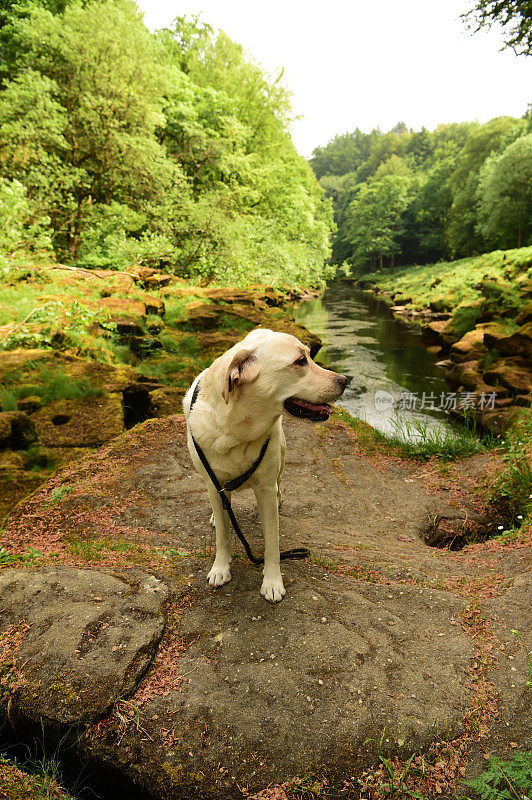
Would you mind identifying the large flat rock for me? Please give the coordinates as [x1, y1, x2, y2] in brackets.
[1, 415, 530, 797]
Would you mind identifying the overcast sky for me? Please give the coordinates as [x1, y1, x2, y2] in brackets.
[137, 0, 532, 158]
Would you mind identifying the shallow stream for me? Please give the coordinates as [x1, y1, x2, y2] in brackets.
[293, 282, 458, 438]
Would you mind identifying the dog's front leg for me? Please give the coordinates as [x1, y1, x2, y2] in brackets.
[254, 486, 285, 603]
[206, 484, 232, 587]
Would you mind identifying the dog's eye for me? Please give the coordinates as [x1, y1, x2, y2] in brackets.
[293, 356, 307, 366]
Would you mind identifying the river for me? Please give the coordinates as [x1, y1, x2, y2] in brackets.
[293, 282, 459, 438]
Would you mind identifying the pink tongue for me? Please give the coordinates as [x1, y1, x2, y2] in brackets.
[294, 398, 330, 412]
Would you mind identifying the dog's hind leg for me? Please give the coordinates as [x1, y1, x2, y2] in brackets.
[206, 484, 232, 587]
[254, 486, 285, 603]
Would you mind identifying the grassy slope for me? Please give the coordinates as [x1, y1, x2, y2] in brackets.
[353, 246, 532, 324]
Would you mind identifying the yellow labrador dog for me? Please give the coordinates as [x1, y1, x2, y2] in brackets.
[183, 328, 347, 602]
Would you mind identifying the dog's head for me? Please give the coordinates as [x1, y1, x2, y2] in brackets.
[214, 328, 347, 422]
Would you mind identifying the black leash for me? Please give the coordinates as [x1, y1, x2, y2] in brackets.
[188, 381, 310, 565]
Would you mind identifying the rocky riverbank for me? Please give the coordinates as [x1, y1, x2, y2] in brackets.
[0, 261, 320, 519]
[353, 247, 532, 435]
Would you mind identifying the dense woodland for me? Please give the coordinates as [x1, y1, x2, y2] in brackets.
[310, 115, 532, 271]
[0, 0, 333, 286]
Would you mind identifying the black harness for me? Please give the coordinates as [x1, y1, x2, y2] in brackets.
[188, 381, 310, 565]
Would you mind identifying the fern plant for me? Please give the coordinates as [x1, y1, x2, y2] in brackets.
[464, 751, 532, 800]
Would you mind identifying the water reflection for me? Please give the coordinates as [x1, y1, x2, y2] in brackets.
[293, 283, 457, 436]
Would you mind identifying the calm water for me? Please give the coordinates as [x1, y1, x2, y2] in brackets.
[293, 283, 457, 437]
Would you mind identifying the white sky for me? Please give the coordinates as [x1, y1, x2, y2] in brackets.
[137, 0, 532, 158]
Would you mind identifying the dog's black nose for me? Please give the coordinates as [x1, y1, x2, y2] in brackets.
[337, 374, 347, 392]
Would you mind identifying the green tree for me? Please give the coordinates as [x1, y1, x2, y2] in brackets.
[446, 116, 523, 256]
[0, 0, 186, 259]
[463, 0, 532, 55]
[477, 133, 532, 248]
[345, 175, 412, 269]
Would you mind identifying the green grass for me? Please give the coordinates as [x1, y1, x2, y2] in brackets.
[45, 484, 74, 506]
[0, 546, 42, 565]
[138, 358, 189, 380]
[0, 389, 18, 410]
[159, 332, 200, 357]
[0, 753, 77, 800]
[1, 368, 102, 408]
[67, 535, 138, 560]
[335, 408, 490, 462]
[383, 414, 490, 461]
[489, 421, 532, 528]
[163, 295, 206, 327]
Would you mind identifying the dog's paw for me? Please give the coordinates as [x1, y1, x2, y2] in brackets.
[260, 575, 286, 603]
[207, 562, 232, 587]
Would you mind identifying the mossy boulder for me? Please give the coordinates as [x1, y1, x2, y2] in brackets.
[31, 393, 124, 447]
[149, 387, 184, 417]
[0, 411, 36, 449]
[0, 568, 168, 726]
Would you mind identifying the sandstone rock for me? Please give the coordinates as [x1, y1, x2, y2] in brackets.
[429, 298, 450, 313]
[149, 387, 184, 417]
[133, 269, 172, 289]
[1, 415, 529, 797]
[483, 358, 532, 395]
[99, 297, 147, 319]
[421, 320, 459, 346]
[146, 317, 164, 334]
[204, 287, 263, 306]
[450, 329, 485, 363]
[435, 358, 453, 369]
[144, 297, 166, 316]
[515, 393, 532, 407]
[484, 322, 532, 361]
[180, 303, 229, 331]
[127, 335, 163, 357]
[0, 568, 167, 726]
[516, 302, 532, 325]
[479, 407, 521, 435]
[447, 361, 484, 391]
[93, 269, 135, 294]
[31, 393, 124, 447]
[16, 395, 42, 413]
[517, 278, 532, 297]
[111, 318, 144, 336]
[0, 411, 36, 449]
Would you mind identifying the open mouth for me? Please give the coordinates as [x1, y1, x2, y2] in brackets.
[283, 397, 332, 422]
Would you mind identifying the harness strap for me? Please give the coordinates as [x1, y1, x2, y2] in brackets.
[188, 379, 310, 565]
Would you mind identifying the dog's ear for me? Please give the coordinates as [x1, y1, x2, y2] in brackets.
[222, 349, 260, 403]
